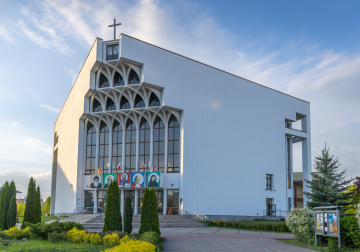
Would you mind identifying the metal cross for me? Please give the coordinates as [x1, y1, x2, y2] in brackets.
[109, 18, 121, 40]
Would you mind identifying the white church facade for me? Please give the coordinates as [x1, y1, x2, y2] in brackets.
[50, 34, 312, 219]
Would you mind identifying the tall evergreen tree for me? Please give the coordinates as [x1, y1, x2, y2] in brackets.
[9, 181, 16, 200]
[22, 177, 38, 229]
[124, 196, 133, 234]
[36, 186, 42, 223]
[148, 188, 160, 235]
[103, 180, 122, 232]
[139, 188, 149, 234]
[7, 195, 16, 228]
[304, 145, 353, 211]
[0, 181, 10, 230]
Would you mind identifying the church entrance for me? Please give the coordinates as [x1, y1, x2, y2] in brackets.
[138, 189, 164, 214]
[167, 189, 179, 215]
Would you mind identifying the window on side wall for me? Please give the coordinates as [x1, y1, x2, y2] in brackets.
[266, 174, 272, 190]
[106, 44, 119, 60]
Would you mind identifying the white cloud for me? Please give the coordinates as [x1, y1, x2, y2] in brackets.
[11, 121, 20, 128]
[0, 24, 13, 42]
[22, 137, 52, 155]
[40, 104, 60, 113]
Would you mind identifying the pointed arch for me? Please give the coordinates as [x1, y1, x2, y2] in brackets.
[128, 69, 140, 84]
[168, 115, 180, 173]
[139, 118, 150, 172]
[120, 96, 131, 109]
[85, 122, 96, 174]
[125, 119, 136, 173]
[106, 97, 116, 111]
[112, 120, 123, 172]
[99, 73, 110, 88]
[93, 98, 102, 112]
[134, 94, 145, 108]
[153, 116, 165, 172]
[114, 71, 125, 86]
[149, 92, 160, 107]
[98, 121, 109, 171]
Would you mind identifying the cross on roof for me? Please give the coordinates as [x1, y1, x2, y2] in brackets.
[109, 18, 121, 40]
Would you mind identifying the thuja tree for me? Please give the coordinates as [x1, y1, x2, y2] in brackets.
[103, 180, 122, 232]
[0, 181, 10, 230]
[139, 188, 149, 234]
[7, 195, 17, 228]
[124, 196, 133, 234]
[22, 177, 38, 229]
[36, 186, 42, 222]
[149, 188, 160, 235]
[304, 145, 353, 211]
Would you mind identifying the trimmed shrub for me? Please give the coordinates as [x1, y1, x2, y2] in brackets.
[64, 221, 84, 231]
[102, 235, 156, 252]
[48, 231, 66, 243]
[90, 233, 102, 245]
[103, 180, 122, 232]
[84, 233, 91, 243]
[214, 220, 224, 227]
[103, 233, 120, 246]
[285, 207, 314, 244]
[139, 231, 160, 246]
[340, 215, 360, 248]
[3, 226, 31, 239]
[66, 227, 87, 243]
[102, 231, 126, 239]
[124, 196, 133, 234]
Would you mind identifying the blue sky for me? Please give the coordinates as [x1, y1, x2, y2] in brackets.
[0, 0, 359, 198]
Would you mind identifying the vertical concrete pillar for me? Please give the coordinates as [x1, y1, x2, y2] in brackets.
[163, 188, 167, 215]
[94, 189, 98, 213]
[95, 130, 100, 174]
[164, 122, 169, 174]
[135, 126, 140, 172]
[302, 138, 312, 207]
[134, 189, 138, 214]
[122, 127, 126, 172]
[121, 189, 125, 214]
[108, 126, 113, 173]
[150, 123, 154, 171]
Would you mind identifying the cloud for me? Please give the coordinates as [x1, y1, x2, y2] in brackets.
[0, 24, 13, 42]
[40, 104, 60, 113]
[22, 137, 52, 155]
[11, 122, 20, 128]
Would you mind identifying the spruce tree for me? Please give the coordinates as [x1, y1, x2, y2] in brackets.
[36, 186, 42, 223]
[148, 188, 160, 235]
[22, 177, 37, 229]
[0, 181, 10, 230]
[304, 145, 353, 211]
[124, 196, 133, 234]
[139, 188, 149, 234]
[7, 195, 16, 229]
[103, 180, 122, 232]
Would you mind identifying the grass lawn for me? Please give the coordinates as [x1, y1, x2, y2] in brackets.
[17, 216, 69, 224]
[0, 239, 110, 251]
[278, 239, 359, 252]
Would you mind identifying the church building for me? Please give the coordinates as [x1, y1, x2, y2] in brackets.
[50, 33, 312, 219]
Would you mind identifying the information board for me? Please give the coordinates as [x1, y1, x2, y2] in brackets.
[314, 211, 339, 237]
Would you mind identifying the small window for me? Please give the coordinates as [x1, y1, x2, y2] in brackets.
[106, 98, 116, 111]
[106, 44, 118, 60]
[114, 72, 124, 86]
[128, 70, 140, 84]
[134, 94, 145, 108]
[266, 174, 272, 190]
[120, 96, 130, 109]
[93, 99, 102, 112]
[285, 120, 292, 129]
[99, 73, 110, 88]
[288, 197, 292, 211]
[149, 93, 160, 107]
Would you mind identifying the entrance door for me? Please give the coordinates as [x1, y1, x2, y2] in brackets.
[124, 190, 135, 213]
[97, 191, 107, 213]
[167, 189, 179, 215]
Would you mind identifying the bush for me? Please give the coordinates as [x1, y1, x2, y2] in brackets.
[102, 231, 126, 239]
[0, 231, 11, 240]
[356, 207, 360, 229]
[90, 233, 102, 245]
[64, 221, 84, 231]
[285, 207, 314, 244]
[214, 220, 224, 227]
[23, 221, 84, 239]
[48, 231, 65, 243]
[3, 226, 31, 239]
[66, 227, 87, 243]
[102, 235, 156, 252]
[103, 233, 120, 246]
[340, 215, 360, 248]
[139, 231, 160, 246]
[0, 239, 11, 246]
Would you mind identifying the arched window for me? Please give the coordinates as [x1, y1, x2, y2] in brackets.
[149, 93, 160, 107]
[99, 73, 110, 88]
[85, 122, 96, 174]
[120, 96, 130, 109]
[112, 120, 122, 173]
[93, 99, 102, 112]
[153, 116, 165, 172]
[99, 121, 109, 172]
[139, 118, 150, 172]
[125, 119, 136, 173]
[106, 44, 118, 60]
[106, 98, 116, 111]
[128, 69, 140, 84]
[114, 72, 124, 86]
[134, 94, 145, 108]
[168, 115, 180, 173]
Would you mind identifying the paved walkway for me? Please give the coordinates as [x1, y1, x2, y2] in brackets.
[159, 227, 316, 252]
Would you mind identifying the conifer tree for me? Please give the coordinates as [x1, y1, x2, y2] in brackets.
[139, 188, 149, 234]
[36, 186, 42, 223]
[22, 177, 38, 229]
[304, 145, 353, 211]
[7, 195, 16, 229]
[9, 181, 16, 200]
[103, 180, 122, 232]
[148, 188, 160, 235]
[124, 196, 133, 234]
[0, 181, 10, 230]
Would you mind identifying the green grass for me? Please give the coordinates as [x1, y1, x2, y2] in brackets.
[0, 239, 110, 252]
[214, 225, 290, 234]
[17, 216, 69, 224]
[235, 220, 285, 225]
[278, 239, 359, 252]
